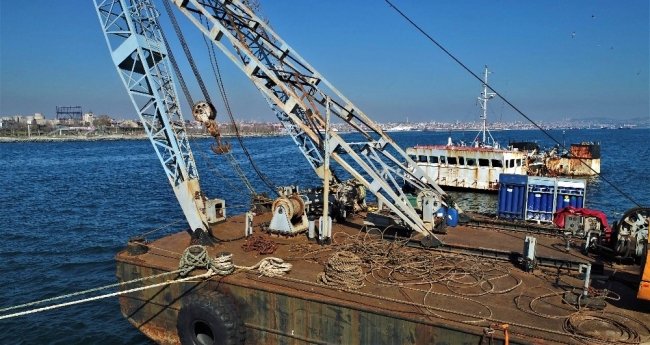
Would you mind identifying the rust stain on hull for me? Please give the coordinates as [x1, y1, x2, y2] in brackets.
[545, 157, 600, 176]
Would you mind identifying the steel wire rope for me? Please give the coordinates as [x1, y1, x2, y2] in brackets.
[385, 0, 642, 208]
[161, 0, 211, 104]
[198, 13, 279, 196]
[563, 311, 649, 345]
[139, 218, 186, 237]
[298, 226, 522, 295]
[160, 0, 256, 198]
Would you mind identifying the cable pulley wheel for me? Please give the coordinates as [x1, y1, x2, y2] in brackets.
[192, 101, 217, 123]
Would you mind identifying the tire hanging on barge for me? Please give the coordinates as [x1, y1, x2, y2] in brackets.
[177, 291, 245, 345]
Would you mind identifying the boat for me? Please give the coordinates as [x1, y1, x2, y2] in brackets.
[386, 118, 415, 132]
[406, 66, 601, 191]
[526, 141, 601, 177]
[405, 66, 530, 191]
[385, 124, 413, 132]
[92, 1, 649, 345]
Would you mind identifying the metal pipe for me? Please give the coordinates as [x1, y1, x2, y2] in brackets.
[322, 96, 331, 242]
[582, 263, 591, 297]
[563, 231, 571, 252]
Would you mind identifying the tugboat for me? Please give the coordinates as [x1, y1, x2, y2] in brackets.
[93, 1, 649, 344]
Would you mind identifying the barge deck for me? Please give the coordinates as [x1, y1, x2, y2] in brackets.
[117, 211, 650, 345]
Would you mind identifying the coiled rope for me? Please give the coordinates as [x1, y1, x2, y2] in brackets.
[317, 251, 365, 290]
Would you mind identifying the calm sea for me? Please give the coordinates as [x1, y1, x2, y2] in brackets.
[0, 129, 648, 344]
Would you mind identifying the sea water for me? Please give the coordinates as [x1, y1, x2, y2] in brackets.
[0, 129, 647, 344]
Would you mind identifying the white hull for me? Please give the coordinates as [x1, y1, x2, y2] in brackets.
[406, 145, 529, 191]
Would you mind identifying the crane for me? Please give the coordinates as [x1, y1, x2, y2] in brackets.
[95, 0, 226, 241]
[95, 0, 452, 241]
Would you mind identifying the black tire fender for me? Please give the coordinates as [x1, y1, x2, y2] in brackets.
[177, 291, 245, 345]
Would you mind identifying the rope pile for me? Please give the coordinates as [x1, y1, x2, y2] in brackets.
[211, 252, 236, 275]
[240, 257, 292, 277]
[563, 311, 649, 344]
[242, 235, 278, 254]
[317, 251, 365, 290]
[179, 244, 290, 277]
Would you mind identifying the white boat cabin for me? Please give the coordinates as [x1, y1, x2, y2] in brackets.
[406, 144, 529, 191]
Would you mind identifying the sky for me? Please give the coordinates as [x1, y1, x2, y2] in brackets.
[0, 1, 648, 124]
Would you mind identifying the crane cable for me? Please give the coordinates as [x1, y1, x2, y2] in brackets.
[385, 0, 641, 208]
[161, 0, 257, 196]
[161, 0, 277, 197]
[161, 0, 265, 197]
[199, 11, 278, 196]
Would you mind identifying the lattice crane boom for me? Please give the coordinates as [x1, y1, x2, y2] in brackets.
[170, 0, 448, 236]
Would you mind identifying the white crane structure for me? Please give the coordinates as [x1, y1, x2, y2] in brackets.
[94, 0, 452, 239]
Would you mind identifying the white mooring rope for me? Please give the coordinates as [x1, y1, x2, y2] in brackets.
[0, 270, 214, 320]
[0, 245, 292, 320]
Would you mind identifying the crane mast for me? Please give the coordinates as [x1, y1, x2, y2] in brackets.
[94, 0, 225, 235]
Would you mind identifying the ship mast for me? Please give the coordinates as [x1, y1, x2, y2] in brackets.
[478, 65, 496, 146]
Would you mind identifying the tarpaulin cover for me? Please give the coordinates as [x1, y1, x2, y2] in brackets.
[553, 206, 611, 235]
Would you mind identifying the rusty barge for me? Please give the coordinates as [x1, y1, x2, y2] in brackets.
[94, 0, 647, 344]
[119, 209, 650, 345]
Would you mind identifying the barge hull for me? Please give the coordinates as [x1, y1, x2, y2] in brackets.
[115, 213, 650, 345]
[117, 261, 515, 345]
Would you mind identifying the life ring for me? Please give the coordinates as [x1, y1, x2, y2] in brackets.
[177, 291, 245, 345]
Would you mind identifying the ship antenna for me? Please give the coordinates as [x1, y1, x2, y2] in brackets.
[478, 65, 496, 147]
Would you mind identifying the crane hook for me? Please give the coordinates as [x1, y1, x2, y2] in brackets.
[192, 101, 232, 154]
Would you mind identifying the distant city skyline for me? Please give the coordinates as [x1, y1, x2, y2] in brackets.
[1, 1, 648, 124]
[3, 111, 646, 131]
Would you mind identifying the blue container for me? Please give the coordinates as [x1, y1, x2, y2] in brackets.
[447, 208, 459, 227]
[511, 186, 520, 213]
[497, 174, 527, 220]
[545, 191, 555, 213]
[562, 194, 571, 208]
[533, 192, 542, 211]
[435, 206, 447, 218]
[516, 185, 525, 214]
[505, 187, 513, 214]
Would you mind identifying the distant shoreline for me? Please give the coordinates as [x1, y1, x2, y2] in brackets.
[0, 132, 288, 143]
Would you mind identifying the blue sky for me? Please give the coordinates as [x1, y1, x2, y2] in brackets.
[1, 1, 648, 124]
